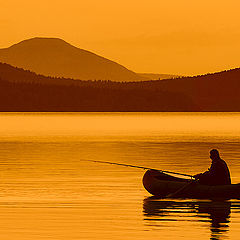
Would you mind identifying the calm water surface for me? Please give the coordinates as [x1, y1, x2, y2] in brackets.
[0, 113, 240, 240]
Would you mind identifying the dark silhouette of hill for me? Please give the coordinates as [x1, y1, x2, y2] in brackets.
[0, 37, 147, 82]
[140, 69, 240, 111]
[138, 73, 180, 80]
[0, 62, 239, 111]
[0, 62, 197, 111]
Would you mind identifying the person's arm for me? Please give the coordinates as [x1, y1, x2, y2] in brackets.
[194, 162, 214, 180]
[207, 161, 217, 176]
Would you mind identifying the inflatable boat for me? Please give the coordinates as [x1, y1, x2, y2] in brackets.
[143, 169, 240, 199]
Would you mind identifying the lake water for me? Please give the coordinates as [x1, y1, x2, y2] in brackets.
[1, 112, 240, 240]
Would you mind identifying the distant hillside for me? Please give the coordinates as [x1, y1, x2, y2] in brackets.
[0, 37, 146, 82]
[138, 73, 180, 80]
[137, 68, 240, 111]
[0, 62, 197, 111]
[0, 62, 239, 111]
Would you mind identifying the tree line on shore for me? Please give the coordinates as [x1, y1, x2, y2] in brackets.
[0, 62, 239, 111]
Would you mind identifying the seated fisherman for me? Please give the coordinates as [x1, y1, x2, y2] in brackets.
[194, 149, 231, 185]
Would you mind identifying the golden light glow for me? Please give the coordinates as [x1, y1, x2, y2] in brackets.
[0, 0, 239, 75]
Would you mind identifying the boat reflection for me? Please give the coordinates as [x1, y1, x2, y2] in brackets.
[143, 197, 233, 240]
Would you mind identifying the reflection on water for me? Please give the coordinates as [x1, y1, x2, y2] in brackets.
[1, 113, 240, 239]
[143, 198, 238, 240]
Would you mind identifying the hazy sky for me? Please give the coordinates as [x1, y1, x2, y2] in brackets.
[0, 0, 239, 75]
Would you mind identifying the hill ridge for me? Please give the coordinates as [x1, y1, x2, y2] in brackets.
[0, 61, 239, 111]
[0, 37, 146, 81]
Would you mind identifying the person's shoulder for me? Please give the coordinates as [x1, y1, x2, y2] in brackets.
[219, 158, 228, 167]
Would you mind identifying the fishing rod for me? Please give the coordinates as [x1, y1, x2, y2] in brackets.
[82, 159, 194, 179]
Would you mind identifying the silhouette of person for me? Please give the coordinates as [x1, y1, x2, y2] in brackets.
[194, 149, 231, 185]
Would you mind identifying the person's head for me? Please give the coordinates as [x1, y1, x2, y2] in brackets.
[210, 149, 220, 160]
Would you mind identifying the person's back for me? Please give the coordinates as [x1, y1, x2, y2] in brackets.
[194, 149, 231, 185]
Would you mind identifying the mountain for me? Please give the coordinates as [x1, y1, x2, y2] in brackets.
[138, 73, 180, 80]
[0, 37, 146, 82]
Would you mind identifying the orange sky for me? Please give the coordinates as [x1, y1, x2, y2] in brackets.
[0, 0, 239, 75]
